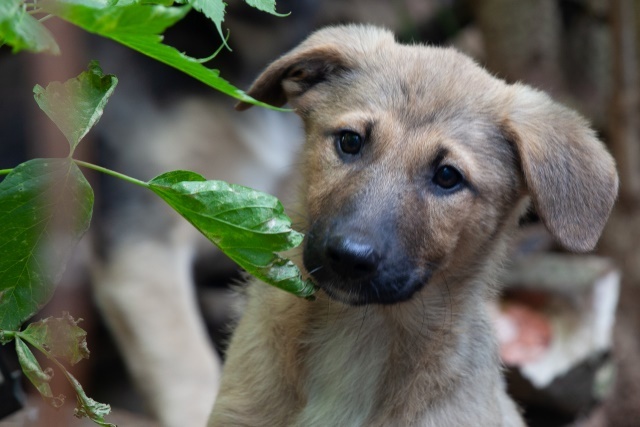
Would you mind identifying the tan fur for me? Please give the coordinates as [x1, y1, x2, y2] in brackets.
[209, 25, 618, 427]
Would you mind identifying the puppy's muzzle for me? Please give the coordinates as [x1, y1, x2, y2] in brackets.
[304, 221, 431, 305]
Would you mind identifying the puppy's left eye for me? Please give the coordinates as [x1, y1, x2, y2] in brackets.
[433, 165, 463, 190]
[337, 131, 363, 155]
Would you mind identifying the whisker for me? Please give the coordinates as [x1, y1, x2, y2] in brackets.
[307, 265, 324, 276]
[355, 305, 369, 345]
[429, 273, 453, 348]
[420, 288, 427, 340]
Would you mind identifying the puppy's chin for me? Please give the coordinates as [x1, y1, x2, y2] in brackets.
[311, 272, 432, 306]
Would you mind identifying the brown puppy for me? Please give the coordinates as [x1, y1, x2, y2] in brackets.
[209, 25, 618, 427]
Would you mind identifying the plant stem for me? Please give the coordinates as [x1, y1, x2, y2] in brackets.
[0, 168, 13, 176]
[73, 160, 149, 189]
[0, 330, 16, 342]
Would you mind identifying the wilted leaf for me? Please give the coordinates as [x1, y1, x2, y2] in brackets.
[15, 336, 65, 408]
[0, 159, 94, 331]
[33, 61, 118, 154]
[41, 0, 279, 109]
[149, 171, 316, 297]
[64, 369, 114, 426]
[0, 0, 60, 54]
[21, 313, 90, 366]
[12, 311, 113, 426]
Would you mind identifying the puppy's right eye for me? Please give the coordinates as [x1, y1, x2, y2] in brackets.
[337, 131, 363, 155]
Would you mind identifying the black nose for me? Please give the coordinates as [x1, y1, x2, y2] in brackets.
[325, 235, 381, 280]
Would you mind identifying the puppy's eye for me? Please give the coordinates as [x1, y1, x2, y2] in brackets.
[337, 131, 363, 155]
[433, 165, 463, 190]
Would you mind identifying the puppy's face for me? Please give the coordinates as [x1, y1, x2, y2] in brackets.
[299, 80, 522, 304]
[238, 26, 618, 305]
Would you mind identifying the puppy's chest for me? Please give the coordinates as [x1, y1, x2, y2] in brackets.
[293, 312, 398, 427]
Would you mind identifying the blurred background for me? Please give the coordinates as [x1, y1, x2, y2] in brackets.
[1, 0, 639, 426]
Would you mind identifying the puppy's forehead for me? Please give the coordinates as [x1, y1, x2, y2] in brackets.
[307, 27, 506, 123]
[364, 51, 499, 120]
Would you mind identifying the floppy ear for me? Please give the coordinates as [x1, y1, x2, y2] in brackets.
[503, 85, 619, 252]
[235, 44, 349, 112]
[235, 25, 397, 111]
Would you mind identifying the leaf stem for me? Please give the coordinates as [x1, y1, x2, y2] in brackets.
[0, 168, 13, 176]
[73, 160, 149, 189]
[0, 330, 16, 343]
[195, 30, 230, 63]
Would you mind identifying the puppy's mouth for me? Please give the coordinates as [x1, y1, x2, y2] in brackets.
[303, 233, 433, 305]
[311, 271, 433, 306]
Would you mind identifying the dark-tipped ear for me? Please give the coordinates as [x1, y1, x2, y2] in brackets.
[235, 45, 348, 112]
[504, 85, 619, 252]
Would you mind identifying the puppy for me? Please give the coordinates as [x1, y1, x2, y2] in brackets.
[209, 25, 618, 427]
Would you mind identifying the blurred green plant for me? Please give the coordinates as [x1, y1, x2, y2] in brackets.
[0, 2, 314, 425]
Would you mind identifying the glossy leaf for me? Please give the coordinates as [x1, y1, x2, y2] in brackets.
[0, 0, 60, 54]
[33, 61, 118, 154]
[0, 158, 94, 331]
[148, 170, 316, 298]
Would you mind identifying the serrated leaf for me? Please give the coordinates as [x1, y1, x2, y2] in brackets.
[41, 0, 281, 109]
[0, 158, 94, 331]
[15, 336, 65, 407]
[149, 171, 316, 297]
[33, 61, 118, 154]
[244, 0, 288, 17]
[0, 0, 61, 54]
[185, 0, 230, 50]
[21, 313, 90, 366]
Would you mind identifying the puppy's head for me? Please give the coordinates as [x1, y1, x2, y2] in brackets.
[238, 25, 618, 305]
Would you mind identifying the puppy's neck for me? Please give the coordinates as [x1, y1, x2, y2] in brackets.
[296, 280, 500, 425]
[311, 275, 497, 365]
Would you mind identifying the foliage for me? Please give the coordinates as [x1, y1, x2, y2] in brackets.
[0, 2, 313, 425]
[2, 314, 115, 426]
[1, 0, 285, 107]
[0, 158, 93, 331]
[34, 60, 117, 154]
[0, 313, 115, 427]
[149, 171, 316, 298]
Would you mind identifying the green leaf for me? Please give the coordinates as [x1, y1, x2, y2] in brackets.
[0, 158, 94, 331]
[149, 171, 316, 298]
[41, 0, 280, 109]
[33, 61, 118, 154]
[15, 336, 65, 408]
[244, 0, 288, 17]
[0, 0, 61, 54]
[183, 0, 230, 50]
[20, 313, 90, 366]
